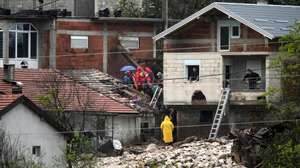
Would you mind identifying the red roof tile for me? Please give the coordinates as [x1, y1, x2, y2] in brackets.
[0, 69, 137, 114]
[0, 94, 21, 110]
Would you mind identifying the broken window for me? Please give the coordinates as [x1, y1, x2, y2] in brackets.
[32, 146, 41, 157]
[187, 65, 199, 81]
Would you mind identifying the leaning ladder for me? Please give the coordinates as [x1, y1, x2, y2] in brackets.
[208, 88, 231, 139]
[149, 86, 162, 108]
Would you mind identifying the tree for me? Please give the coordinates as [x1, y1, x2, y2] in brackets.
[118, 0, 143, 17]
[38, 72, 98, 168]
[0, 128, 44, 168]
[261, 23, 300, 167]
[142, 0, 162, 18]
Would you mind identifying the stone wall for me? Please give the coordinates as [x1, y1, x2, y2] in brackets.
[163, 52, 223, 105]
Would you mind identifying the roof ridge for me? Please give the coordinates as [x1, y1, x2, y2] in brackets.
[215, 2, 300, 8]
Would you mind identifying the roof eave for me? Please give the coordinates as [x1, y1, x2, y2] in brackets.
[153, 2, 275, 41]
[153, 3, 217, 41]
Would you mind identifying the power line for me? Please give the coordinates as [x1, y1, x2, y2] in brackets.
[6, 119, 300, 136]
[23, 39, 300, 59]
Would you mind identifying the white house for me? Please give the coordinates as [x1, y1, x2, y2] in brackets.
[0, 95, 66, 167]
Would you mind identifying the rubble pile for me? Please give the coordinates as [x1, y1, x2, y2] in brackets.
[230, 122, 294, 167]
[97, 138, 245, 168]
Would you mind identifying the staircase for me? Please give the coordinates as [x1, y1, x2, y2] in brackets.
[208, 88, 230, 139]
[149, 86, 162, 108]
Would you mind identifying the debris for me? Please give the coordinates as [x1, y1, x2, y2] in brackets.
[97, 138, 245, 168]
[145, 143, 157, 152]
[230, 122, 294, 168]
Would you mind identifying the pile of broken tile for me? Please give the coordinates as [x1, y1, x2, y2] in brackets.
[97, 138, 246, 168]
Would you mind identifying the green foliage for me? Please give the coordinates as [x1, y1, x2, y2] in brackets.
[0, 129, 45, 168]
[65, 133, 96, 168]
[142, 0, 162, 18]
[118, 0, 143, 17]
[261, 127, 300, 168]
[261, 23, 300, 168]
[270, 23, 300, 116]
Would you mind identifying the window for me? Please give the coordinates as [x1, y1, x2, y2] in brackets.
[200, 110, 213, 123]
[187, 65, 199, 81]
[231, 25, 240, 38]
[119, 36, 139, 49]
[32, 146, 41, 157]
[71, 36, 88, 49]
[8, 23, 38, 59]
[185, 60, 200, 81]
[0, 29, 3, 58]
[220, 26, 230, 51]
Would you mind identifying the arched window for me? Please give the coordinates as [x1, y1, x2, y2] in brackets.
[8, 23, 38, 59]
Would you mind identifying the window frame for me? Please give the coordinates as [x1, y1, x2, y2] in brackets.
[231, 23, 241, 39]
[32, 146, 41, 157]
[119, 36, 140, 49]
[70, 35, 89, 49]
[8, 23, 38, 59]
[184, 60, 200, 81]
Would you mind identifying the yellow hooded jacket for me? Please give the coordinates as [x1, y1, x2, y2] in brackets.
[160, 116, 174, 143]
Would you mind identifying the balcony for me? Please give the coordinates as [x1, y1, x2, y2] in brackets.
[223, 55, 266, 104]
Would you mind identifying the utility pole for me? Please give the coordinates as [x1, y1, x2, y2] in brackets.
[162, 0, 168, 30]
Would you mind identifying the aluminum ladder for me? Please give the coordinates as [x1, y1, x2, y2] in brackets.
[208, 88, 230, 139]
[149, 86, 162, 108]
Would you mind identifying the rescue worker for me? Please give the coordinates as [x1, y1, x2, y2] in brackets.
[160, 115, 174, 144]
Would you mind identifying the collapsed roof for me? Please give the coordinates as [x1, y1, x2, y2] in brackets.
[63, 69, 154, 113]
[0, 68, 137, 114]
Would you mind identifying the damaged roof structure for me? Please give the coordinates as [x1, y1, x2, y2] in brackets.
[63, 69, 154, 113]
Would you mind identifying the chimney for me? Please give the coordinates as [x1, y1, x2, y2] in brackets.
[257, 0, 268, 4]
[3, 64, 15, 82]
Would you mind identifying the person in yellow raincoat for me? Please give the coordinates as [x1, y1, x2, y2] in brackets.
[160, 115, 174, 144]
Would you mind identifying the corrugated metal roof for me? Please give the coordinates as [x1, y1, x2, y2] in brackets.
[218, 2, 300, 38]
[154, 2, 300, 40]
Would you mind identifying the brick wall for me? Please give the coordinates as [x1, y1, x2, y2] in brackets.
[55, 19, 156, 76]
[164, 20, 279, 52]
[56, 34, 103, 70]
[41, 31, 50, 68]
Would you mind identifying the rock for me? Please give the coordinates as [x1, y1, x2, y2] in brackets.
[97, 138, 246, 168]
[145, 143, 158, 152]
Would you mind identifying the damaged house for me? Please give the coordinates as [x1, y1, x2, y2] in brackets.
[0, 66, 152, 144]
[154, 2, 300, 140]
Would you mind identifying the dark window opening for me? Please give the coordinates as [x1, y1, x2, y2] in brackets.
[224, 65, 232, 88]
[30, 32, 37, 59]
[187, 65, 199, 81]
[200, 110, 213, 123]
[9, 32, 15, 58]
[232, 26, 240, 37]
[0, 32, 3, 58]
[17, 33, 29, 58]
[220, 26, 230, 50]
[32, 146, 41, 157]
